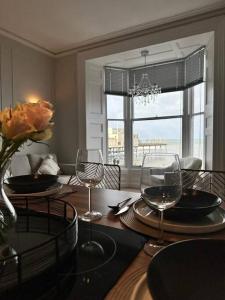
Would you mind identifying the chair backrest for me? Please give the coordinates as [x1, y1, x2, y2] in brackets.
[180, 157, 202, 188]
[68, 163, 121, 190]
[181, 169, 225, 201]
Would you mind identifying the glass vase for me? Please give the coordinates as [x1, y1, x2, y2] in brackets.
[0, 162, 17, 260]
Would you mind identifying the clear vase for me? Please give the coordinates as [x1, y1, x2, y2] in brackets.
[0, 162, 17, 260]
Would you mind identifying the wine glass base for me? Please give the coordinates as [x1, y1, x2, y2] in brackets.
[144, 241, 165, 257]
[79, 211, 102, 222]
[80, 240, 105, 257]
[0, 245, 17, 272]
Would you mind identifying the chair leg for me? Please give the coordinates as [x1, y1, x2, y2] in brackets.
[67, 175, 74, 184]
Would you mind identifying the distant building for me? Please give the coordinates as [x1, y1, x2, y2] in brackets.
[108, 127, 140, 147]
[108, 127, 124, 147]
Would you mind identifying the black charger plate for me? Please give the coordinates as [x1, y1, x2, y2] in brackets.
[5, 174, 58, 193]
[147, 239, 225, 300]
[165, 189, 222, 220]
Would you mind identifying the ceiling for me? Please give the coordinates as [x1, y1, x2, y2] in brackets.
[0, 0, 222, 54]
[90, 32, 212, 68]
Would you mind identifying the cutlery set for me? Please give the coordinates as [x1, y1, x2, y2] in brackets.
[108, 197, 140, 215]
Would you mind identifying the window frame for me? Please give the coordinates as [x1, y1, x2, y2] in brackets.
[106, 96, 125, 166]
[188, 84, 205, 162]
[129, 92, 184, 168]
[106, 84, 205, 168]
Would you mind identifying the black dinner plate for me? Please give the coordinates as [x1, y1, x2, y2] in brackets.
[5, 174, 58, 193]
[147, 239, 225, 300]
[164, 188, 222, 220]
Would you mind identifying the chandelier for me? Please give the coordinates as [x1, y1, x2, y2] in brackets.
[128, 50, 161, 105]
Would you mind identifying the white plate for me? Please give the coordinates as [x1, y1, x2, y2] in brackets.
[4, 182, 63, 198]
[130, 274, 152, 300]
[133, 199, 225, 234]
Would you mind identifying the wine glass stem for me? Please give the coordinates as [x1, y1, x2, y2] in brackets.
[88, 187, 92, 213]
[158, 210, 164, 244]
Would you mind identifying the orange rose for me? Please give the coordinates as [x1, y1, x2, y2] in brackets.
[18, 101, 53, 132]
[0, 100, 54, 141]
[0, 100, 54, 171]
[1, 108, 35, 141]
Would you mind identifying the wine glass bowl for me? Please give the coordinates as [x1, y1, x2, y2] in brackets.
[142, 185, 182, 211]
[140, 153, 182, 256]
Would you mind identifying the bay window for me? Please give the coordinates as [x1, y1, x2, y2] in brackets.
[105, 47, 206, 168]
[106, 84, 205, 167]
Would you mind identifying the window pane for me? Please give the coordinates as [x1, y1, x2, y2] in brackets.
[133, 91, 183, 119]
[107, 120, 124, 165]
[107, 95, 123, 119]
[133, 118, 182, 166]
[193, 83, 204, 113]
[192, 114, 204, 159]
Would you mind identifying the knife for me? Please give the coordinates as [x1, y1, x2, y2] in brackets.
[114, 198, 140, 216]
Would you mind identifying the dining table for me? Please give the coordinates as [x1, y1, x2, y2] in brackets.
[10, 184, 225, 300]
[55, 185, 151, 300]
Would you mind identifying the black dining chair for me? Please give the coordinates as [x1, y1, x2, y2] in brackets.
[182, 168, 225, 200]
[67, 162, 121, 190]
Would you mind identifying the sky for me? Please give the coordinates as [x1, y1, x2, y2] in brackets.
[107, 92, 183, 140]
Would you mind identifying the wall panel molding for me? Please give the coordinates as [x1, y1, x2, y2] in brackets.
[213, 17, 225, 170]
[0, 34, 54, 154]
[0, 45, 2, 110]
[10, 47, 14, 106]
[0, 27, 55, 57]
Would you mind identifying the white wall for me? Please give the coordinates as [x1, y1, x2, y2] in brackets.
[54, 54, 78, 163]
[205, 34, 214, 169]
[53, 10, 225, 182]
[0, 33, 55, 154]
[85, 62, 106, 160]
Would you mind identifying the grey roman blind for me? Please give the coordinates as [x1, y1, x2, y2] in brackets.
[104, 47, 205, 96]
[104, 67, 128, 96]
[185, 47, 205, 88]
[129, 60, 184, 93]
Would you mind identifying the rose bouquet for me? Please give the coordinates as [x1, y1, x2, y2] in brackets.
[0, 100, 54, 169]
[0, 100, 54, 253]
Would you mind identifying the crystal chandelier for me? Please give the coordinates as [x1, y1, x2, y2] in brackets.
[128, 50, 161, 105]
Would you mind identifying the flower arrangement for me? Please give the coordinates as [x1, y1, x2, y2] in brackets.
[0, 100, 54, 169]
[0, 100, 54, 255]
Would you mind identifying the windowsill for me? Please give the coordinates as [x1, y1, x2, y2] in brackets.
[121, 187, 140, 193]
[119, 166, 141, 171]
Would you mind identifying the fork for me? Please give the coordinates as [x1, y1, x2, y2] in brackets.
[108, 197, 132, 212]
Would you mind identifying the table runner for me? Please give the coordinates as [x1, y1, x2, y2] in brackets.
[7, 221, 146, 300]
[4, 221, 146, 300]
[64, 221, 147, 300]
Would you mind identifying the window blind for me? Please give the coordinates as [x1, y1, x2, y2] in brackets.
[129, 60, 184, 93]
[185, 47, 205, 88]
[104, 47, 205, 96]
[104, 67, 128, 96]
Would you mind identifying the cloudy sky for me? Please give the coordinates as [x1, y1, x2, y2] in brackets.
[107, 86, 204, 141]
[107, 92, 183, 140]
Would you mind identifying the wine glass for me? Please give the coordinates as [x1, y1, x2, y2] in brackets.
[140, 153, 182, 256]
[76, 149, 104, 222]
